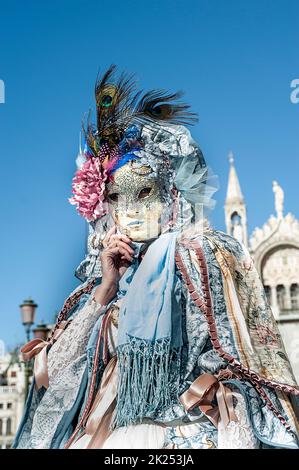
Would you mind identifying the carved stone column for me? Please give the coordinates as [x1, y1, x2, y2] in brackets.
[2, 417, 7, 437]
[270, 285, 279, 319]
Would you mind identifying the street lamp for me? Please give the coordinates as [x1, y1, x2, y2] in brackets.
[19, 298, 38, 402]
[20, 298, 38, 341]
[33, 322, 50, 341]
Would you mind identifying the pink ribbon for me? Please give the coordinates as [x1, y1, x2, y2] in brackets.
[180, 373, 238, 429]
[21, 321, 71, 390]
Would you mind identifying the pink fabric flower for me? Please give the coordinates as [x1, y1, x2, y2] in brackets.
[69, 157, 110, 222]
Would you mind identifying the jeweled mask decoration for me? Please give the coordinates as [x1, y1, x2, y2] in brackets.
[106, 160, 167, 242]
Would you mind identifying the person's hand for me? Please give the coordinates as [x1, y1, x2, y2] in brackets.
[101, 225, 134, 285]
[93, 226, 134, 304]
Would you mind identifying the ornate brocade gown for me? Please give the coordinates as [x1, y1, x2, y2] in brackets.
[13, 230, 299, 449]
[16, 288, 258, 449]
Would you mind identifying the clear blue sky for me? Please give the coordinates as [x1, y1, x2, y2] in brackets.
[0, 0, 298, 349]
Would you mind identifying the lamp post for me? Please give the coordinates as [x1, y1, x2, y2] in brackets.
[33, 322, 50, 341]
[19, 298, 38, 402]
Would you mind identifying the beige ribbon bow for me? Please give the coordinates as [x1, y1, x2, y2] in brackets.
[21, 320, 71, 390]
[180, 373, 238, 429]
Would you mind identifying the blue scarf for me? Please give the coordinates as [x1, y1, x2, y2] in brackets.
[113, 232, 183, 427]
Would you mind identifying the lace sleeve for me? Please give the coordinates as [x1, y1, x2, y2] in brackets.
[47, 297, 106, 381]
[217, 392, 259, 449]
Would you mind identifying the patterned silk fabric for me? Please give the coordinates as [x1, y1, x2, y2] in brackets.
[13, 229, 299, 449]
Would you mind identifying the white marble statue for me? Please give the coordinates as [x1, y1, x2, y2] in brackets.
[272, 181, 284, 220]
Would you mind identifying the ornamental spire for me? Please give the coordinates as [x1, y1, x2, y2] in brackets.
[224, 151, 248, 247]
[226, 151, 244, 204]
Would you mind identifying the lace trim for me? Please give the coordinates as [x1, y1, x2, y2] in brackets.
[47, 298, 106, 380]
[217, 392, 259, 449]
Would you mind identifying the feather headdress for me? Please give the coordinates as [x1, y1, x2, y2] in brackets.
[70, 65, 198, 222]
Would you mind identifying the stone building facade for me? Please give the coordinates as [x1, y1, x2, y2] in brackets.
[0, 344, 25, 449]
[225, 153, 299, 381]
[0, 326, 53, 448]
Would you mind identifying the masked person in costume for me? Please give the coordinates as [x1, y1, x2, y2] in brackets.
[13, 66, 299, 449]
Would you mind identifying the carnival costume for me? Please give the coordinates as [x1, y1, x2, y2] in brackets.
[13, 66, 299, 449]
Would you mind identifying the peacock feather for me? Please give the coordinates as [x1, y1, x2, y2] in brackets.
[83, 64, 198, 165]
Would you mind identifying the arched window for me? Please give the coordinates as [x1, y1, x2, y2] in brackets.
[231, 212, 242, 232]
[6, 418, 12, 436]
[231, 212, 241, 225]
[264, 285, 271, 305]
[230, 212, 243, 243]
[291, 283, 299, 310]
[276, 285, 286, 311]
[0, 419, 2, 436]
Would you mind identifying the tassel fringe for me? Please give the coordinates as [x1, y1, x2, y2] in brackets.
[112, 337, 181, 428]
